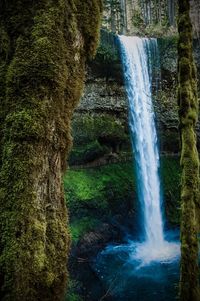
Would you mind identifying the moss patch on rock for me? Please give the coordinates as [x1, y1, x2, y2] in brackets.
[64, 157, 181, 245]
[70, 113, 130, 165]
[64, 162, 136, 225]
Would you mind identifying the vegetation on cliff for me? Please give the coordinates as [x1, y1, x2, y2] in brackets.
[65, 157, 181, 243]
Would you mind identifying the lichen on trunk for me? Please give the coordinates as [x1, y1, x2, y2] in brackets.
[0, 0, 102, 300]
[178, 0, 200, 300]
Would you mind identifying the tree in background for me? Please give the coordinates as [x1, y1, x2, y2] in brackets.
[177, 0, 200, 300]
[102, 0, 177, 34]
[0, 0, 102, 300]
[103, 0, 126, 33]
[190, 0, 200, 39]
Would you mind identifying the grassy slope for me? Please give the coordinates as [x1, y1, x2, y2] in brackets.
[64, 156, 181, 242]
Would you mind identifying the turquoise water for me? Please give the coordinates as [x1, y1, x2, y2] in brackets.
[93, 241, 180, 301]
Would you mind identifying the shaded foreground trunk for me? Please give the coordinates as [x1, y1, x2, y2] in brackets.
[178, 0, 200, 300]
[0, 1, 102, 300]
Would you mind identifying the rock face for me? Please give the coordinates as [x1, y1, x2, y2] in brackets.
[77, 78, 127, 115]
[70, 33, 200, 166]
[70, 38, 132, 166]
[70, 35, 189, 166]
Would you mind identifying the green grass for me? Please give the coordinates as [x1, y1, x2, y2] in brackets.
[70, 217, 100, 243]
[64, 162, 136, 213]
[64, 157, 181, 243]
[64, 162, 136, 242]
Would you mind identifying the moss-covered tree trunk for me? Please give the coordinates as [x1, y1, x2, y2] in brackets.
[0, 1, 102, 300]
[178, 0, 200, 300]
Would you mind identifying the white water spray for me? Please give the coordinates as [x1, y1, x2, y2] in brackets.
[119, 36, 179, 264]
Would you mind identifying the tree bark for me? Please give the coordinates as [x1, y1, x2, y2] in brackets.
[178, 0, 200, 300]
[0, 0, 102, 300]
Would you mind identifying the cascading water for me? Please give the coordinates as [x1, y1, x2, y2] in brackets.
[93, 36, 181, 300]
[119, 36, 164, 245]
[118, 36, 179, 264]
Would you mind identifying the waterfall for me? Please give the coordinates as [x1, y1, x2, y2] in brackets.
[119, 36, 164, 246]
[119, 36, 179, 264]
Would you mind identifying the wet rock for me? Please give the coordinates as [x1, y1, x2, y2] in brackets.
[72, 223, 120, 259]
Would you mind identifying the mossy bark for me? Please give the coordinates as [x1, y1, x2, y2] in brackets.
[178, 1, 200, 300]
[0, 1, 102, 300]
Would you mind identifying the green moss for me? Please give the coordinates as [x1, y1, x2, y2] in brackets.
[69, 140, 110, 165]
[70, 113, 130, 165]
[178, 0, 200, 299]
[64, 162, 136, 222]
[65, 169, 107, 203]
[0, 0, 102, 300]
[64, 158, 181, 228]
[96, 43, 119, 64]
[5, 109, 45, 140]
[72, 113, 128, 144]
[75, 0, 103, 58]
[70, 217, 100, 243]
